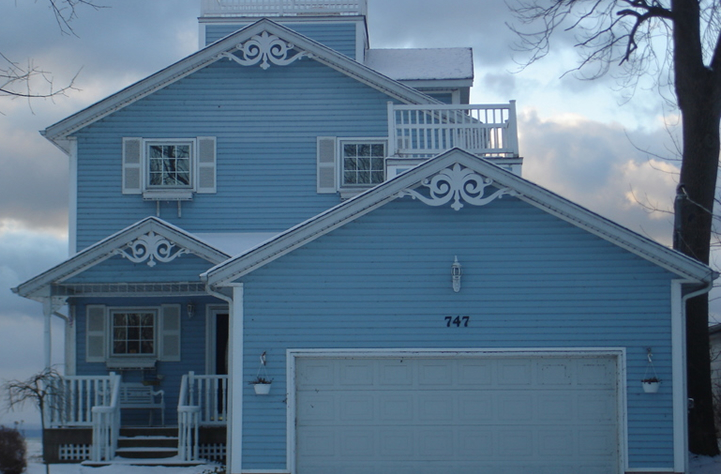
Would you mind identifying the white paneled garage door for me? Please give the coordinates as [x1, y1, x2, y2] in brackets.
[295, 354, 619, 474]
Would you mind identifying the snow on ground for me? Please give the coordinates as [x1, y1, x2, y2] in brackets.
[22, 436, 721, 473]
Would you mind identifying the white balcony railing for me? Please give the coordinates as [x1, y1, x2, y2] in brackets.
[388, 101, 519, 159]
[201, 0, 367, 17]
[177, 372, 229, 461]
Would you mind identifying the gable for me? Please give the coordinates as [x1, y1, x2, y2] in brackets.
[241, 195, 678, 296]
[43, 19, 436, 153]
[13, 217, 229, 300]
[64, 251, 216, 284]
[204, 149, 714, 288]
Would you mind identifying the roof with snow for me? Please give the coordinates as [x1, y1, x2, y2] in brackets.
[364, 48, 473, 82]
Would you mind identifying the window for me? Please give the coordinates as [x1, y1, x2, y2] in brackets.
[111, 310, 156, 356]
[341, 141, 386, 187]
[122, 137, 217, 198]
[86, 304, 181, 364]
[147, 143, 192, 189]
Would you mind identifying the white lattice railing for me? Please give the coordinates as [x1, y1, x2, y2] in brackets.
[46, 374, 116, 427]
[178, 372, 229, 461]
[388, 101, 519, 158]
[201, 0, 367, 17]
[90, 373, 121, 462]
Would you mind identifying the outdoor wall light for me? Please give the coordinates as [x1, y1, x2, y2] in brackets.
[452, 256, 462, 293]
[187, 302, 196, 319]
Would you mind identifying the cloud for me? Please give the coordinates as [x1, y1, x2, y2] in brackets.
[520, 109, 678, 245]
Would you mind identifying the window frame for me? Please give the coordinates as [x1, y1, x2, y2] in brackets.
[337, 138, 387, 191]
[143, 139, 196, 199]
[109, 308, 158, 358]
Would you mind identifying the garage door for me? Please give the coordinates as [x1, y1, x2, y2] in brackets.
[295, 355, 619, 474]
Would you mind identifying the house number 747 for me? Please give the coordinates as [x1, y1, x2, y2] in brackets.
[445, 316, 470, 327]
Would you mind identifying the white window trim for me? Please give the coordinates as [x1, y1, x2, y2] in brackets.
[337, 137, 387, 193]
[142, 138, 197, 200]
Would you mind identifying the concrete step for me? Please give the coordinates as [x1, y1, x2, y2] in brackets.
[118, 435, 178, 449]
[116, 446, 178, 459]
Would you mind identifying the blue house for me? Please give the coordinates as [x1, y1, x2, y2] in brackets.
[13, 1, 715, 473]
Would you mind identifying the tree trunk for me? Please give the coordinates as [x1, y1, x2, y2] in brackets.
[672, 0, 721, 456]
[675, 93, 721, 456]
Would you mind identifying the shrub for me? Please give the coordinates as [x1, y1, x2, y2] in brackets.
[0, 426, 26, 474]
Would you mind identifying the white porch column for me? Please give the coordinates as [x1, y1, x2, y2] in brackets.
[42, 298, 52, 368]
[65, 305, 77, 375]
[228, 284, 244, 474]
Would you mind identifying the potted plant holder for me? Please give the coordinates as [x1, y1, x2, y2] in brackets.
[641, 348, 661, 393]
[250, 351, 272, 395]
[641, 377, 661, 393]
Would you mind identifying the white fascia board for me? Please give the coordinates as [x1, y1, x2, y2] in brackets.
[43, 19, 437, 152]
[14, 217, 230, 299]
[204, 148, 715, 288]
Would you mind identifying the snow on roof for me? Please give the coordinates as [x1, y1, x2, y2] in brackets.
[364, 48, 473, 82]
[195, 232, 280, 257]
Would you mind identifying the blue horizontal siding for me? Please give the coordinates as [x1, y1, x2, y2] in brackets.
[66, 253, 215, 283]
[205, 21, 359, 58]
[74, 58, 397, 250]
[74, 297, 223, 426]
[236, 197, 677, 470]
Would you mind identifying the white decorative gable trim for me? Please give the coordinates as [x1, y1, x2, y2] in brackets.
[114, 231, 190, 267]
[397, 163, 515, 211]
[221, 31, 312, 70]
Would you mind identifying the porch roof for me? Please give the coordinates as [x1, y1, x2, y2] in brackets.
[13, 217, 230, 301]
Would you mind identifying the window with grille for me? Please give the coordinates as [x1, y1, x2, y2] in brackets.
[147, 142, 193, 189]
[111, 310, 156, 356]
[340, 141, 386, 187]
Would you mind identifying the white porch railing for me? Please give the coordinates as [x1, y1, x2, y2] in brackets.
[90, 373, 122, 462]
[177, 372, 229, 461]
[201, 0, 367, 17]
[46, 374, 116, 427]
[388, 101, 519, 158]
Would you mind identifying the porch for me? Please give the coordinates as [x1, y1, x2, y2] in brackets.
[43, 372, 228, 465]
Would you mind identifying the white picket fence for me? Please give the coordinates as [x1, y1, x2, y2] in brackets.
[201, 0, 367, 16]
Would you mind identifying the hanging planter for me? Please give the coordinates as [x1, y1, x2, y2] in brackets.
[251, 351, 272, 395]
[641, 378, 661, 393]
[251, 377, 272, 395]
[641, 348, 661, 394]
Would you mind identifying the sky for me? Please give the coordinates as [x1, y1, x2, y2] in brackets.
[0, 0, 715, 427]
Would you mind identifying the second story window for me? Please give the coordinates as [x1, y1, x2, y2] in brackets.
[122, 136, 217, 199]
[340, 141, 386, 187]
[147, 143, 193, 189]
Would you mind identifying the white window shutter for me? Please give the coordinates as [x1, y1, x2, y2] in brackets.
[122, 137, 143, 194]
[86, 305, 106, 362]
[159, 304, 181, 361]
[317, 137, 337, 193]
[197, 137, 217, 194]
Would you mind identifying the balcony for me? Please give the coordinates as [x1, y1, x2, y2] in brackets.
[201, 0, 368, 17]
[388, 101, 519, 159]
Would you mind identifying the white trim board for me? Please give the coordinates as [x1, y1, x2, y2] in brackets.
[285, 348, 628, 474]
